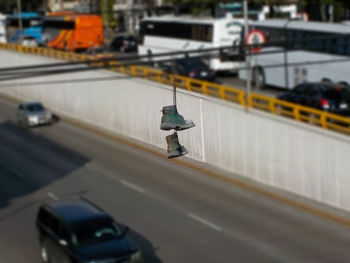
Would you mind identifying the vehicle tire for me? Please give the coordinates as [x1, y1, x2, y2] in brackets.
[339, 81, 349, 87]
[40, 243, 50, 263]
[64, 42, 69, 52]
[252, 67, 265, 90]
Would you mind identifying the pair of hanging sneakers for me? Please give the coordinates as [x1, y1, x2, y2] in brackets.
[160, 105, 195, 158]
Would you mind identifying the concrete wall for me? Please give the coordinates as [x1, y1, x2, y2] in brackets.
[1, 50, 350, 211]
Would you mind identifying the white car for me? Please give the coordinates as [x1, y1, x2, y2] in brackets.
[16, 102, 53, 127]
[21, 35, 38, 47]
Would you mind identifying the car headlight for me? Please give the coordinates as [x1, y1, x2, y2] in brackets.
[131, 250, 143, 263]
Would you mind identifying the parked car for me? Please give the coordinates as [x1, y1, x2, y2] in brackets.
[16, 102, 53, 127]
[36, 198, 143, 263]
[162, 57, 216, 82]
[110, 35, 138, 52]
[276, 82, 350, 116]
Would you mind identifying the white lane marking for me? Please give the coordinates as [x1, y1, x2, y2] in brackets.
[47, 192, 59, 200]
[120, 180, 145, 194]
[188, 213, 222, 232]
[86, 163, 146, 195]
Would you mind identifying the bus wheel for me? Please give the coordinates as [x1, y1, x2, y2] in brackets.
[253, 67, 265, 90]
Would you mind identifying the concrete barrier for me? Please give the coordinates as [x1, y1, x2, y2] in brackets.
[1, 50, 350, 212]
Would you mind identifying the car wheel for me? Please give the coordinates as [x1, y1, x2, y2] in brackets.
[253, 67, 265, 90]
[64, 42, 69, 52]
[41, 244, 50, 263]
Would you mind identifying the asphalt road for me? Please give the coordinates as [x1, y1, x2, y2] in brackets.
[0, 97, 350, 263]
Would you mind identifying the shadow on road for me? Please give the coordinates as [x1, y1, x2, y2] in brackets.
[0, 121, 89, 209]
[127, 228, 163, 263]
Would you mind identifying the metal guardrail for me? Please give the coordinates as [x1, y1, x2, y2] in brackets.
[1, 43, 350, 135]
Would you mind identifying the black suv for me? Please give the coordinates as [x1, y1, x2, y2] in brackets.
[277, 82, 350, 116]
[36, 198, 143, 263]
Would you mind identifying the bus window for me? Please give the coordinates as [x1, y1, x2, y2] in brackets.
[346, 36, 350, 55]
[335, 36, 345, 55]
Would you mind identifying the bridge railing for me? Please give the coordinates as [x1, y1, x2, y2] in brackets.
[1, 43, 349, 135]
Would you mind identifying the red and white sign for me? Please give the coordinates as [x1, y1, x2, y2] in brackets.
[245, 29, 266, 53]
[295, 11, 309, 21]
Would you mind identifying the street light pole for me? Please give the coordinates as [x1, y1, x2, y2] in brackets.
[17, 0, 23, 44]
[284, 20, 291, 90]
[104, 0, 108, 42]
[243, 0, 251, 108]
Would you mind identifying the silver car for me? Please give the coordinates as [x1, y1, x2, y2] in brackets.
[16, 102, 53, 127]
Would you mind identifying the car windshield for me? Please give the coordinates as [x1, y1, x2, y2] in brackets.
[25, 103, 44, 112]
[71, 217, 123, 246]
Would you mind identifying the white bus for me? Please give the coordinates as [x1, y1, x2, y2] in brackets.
[0, 14, 6, 43]
[239, 19, 350, 89]
[138, 15, 244, 72]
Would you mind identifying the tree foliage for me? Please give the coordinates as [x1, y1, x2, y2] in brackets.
[100, 0, 117, 29]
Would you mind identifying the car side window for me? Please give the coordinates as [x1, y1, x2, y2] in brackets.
[38, 208, 61, 235]
[113, 37, 122, 43]
[176, 64, 185, 74]
[292, 84, 305, 95]
[303, 85, 319, 97]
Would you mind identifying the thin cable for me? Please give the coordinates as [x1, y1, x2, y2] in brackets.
[0, 53, 348, 82]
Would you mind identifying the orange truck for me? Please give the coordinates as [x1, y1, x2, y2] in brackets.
[43, 13, 104, 51]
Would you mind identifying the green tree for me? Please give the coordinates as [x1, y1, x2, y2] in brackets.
[165, 0, 349, 21]
[165, 0, 231, 16]
[100, 0, 116, 29]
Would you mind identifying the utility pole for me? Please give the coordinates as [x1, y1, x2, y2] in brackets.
[104, 0, 108, 42]
[284, 20, 291, 90]
[17, 0, 23, 44]
[243, 0, 251, 108]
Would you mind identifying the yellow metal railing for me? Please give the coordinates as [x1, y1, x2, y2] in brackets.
[1, 43, 350, 135]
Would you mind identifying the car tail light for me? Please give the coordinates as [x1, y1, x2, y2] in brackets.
[320, 98, 330, 109]
[189, 71, 196, 77]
